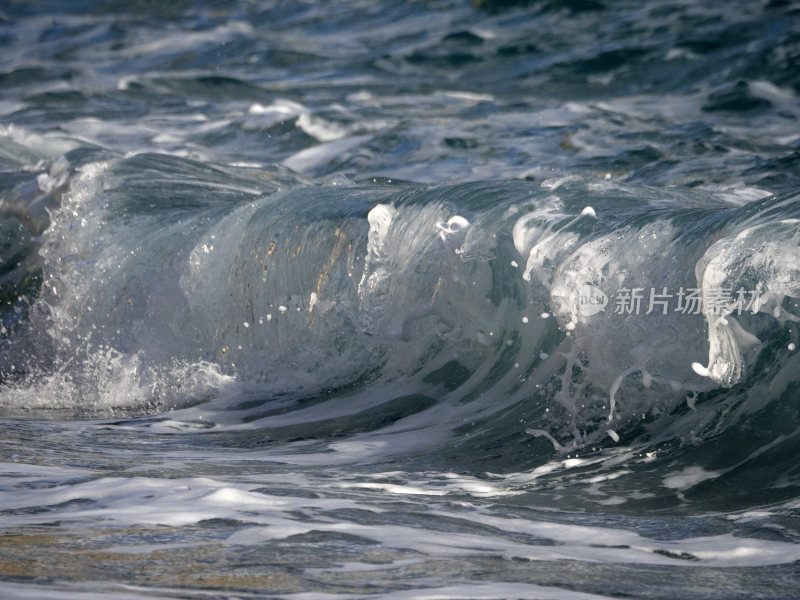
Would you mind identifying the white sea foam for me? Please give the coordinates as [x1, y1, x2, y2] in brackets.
[282, 134, 371, 172]
[662, 465, 722, 490]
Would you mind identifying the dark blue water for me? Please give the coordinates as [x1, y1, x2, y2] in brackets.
[1, 1, 799, 598]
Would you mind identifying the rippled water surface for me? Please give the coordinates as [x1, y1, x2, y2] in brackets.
[1, 1, 800, 598]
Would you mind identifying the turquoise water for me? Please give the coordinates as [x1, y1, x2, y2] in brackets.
[1, 1, 799, 598]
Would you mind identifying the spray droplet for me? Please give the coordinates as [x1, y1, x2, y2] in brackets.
[691, 362, 710, 377]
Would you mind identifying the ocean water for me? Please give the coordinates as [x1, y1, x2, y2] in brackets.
[1, 0, 799, 598]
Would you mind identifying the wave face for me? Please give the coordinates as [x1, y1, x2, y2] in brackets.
[2, 151, 799, 504]
[1, 0, 799, 598]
